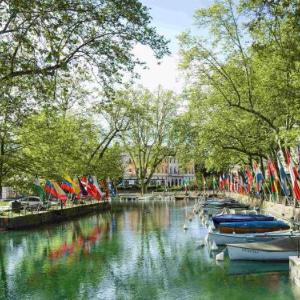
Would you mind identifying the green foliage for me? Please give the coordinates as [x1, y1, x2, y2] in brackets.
[7, 111, 124, 194]
[0, 0, 170, 195]
[177, 0, 300, 172]
[0, 0, 169, 87]
[120, 86, 178, 194]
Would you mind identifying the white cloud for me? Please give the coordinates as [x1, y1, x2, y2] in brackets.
[132, 44, 183, 93]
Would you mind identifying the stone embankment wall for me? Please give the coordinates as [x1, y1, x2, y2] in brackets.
[0, 202, 110, 230]
[224, 192, 300, 222]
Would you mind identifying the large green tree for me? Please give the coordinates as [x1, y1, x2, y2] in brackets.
[0, 0, 168, 85]
[178, 0, 300, 174]
[120, 86, 178, 194]
[0, 0, 170, 196]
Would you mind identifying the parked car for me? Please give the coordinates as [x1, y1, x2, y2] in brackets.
[10, 196, 45, 211]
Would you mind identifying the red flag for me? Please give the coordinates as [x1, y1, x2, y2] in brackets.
[45, 180, 67, 202]
[285, 149, 300, 201]
[245, 166, 254, 193]
[87, 176, 102, 201]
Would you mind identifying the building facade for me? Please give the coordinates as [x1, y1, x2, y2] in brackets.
[121, 155, 195, 187]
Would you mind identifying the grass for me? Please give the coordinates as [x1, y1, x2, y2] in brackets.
[0, 201, 9, 207]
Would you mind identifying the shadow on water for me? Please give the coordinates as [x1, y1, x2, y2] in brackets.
[0, 201, 297, 300]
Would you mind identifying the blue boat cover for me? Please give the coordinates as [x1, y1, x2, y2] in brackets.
[219, 220, 289, 229]
[213, 214, 274, 226]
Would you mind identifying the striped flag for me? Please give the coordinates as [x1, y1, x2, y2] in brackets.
[245, 166, 254, 193]
[253, 161, 264, 193]
[33, 177, 46, 203]
[285, 149, 300, 201]
[277, 156, 290, 196]
[267, 159, 279, 198]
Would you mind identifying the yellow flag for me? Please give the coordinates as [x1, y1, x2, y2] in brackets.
[64, 175, 80, 194]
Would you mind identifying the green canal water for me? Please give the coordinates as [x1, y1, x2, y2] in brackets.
[0, 201, 297, 300]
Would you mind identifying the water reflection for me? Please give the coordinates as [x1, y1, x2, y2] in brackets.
[0, 201, 296, 300]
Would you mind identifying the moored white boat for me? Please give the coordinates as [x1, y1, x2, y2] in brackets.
[227, 237, 300, 261]
[209, 230, 299, 246]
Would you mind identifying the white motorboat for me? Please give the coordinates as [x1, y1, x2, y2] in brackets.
[227, 237, 300, 261]
[208, 230, 299, 246]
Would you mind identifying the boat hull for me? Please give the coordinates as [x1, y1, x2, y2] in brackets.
[219, 227, 289, 234]
[219, 220, 290, 234]
[208, 231, 295, 245]
[227, 245, 297, 261]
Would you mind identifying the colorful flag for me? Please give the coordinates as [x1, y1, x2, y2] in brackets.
[78, 177, 89, 197]
[245, 166, 254, 193]
[228, 173, 233, 192]
[108, 181, 116, 197]
[267, 159, 279, 197]
[33, 177, 46, 203]
[285, 149, 300, 201]
[224, 174, 230, 191]
[253, 160, 264, 193]
[64, 175, 81, 195]
[238, 173, 245, 194]
[233, 173, 239, 192]
[45, 180, 67, 202]
[61, 180, 75, 194]
[219, 176, 224, 190]
[52, 181, 68, 202]
[277, 157, 290, 196]
[91, 176, 105, 198]
[87, 176, 102, 201]
[100, 179, 110, 199]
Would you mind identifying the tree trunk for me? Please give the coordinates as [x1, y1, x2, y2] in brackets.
[140, 178, 148, 196]
[141, 181, 145, 196]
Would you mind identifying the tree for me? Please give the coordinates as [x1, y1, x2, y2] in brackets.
[13, 111, 98, 192]
[0, 0, 170, 195]
[177, 0, 300, 174]
[87, 144, 124, 185]
[120, 86, 178, 194]
[0, 0, 169, 86]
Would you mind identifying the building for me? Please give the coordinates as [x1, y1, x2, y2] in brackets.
[121, 154, 195, 187]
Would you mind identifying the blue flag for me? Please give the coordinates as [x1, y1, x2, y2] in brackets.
[277, 159, 290, 196]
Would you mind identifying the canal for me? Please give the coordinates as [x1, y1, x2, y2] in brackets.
[0, 201, 296, 300]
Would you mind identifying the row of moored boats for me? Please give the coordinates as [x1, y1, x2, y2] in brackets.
[197, 197, 300, 261]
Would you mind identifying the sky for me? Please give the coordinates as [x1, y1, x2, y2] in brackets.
[133, 0, 212, 92]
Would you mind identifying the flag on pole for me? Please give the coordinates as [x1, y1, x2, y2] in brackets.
[52, 181, 68, 202]
[253, 161, 264, 193]
[267, 159, 279, 198]
[238, 173, 245, 194]
[245, 166, 254, 193]
[33, 177, 46, 203]
[224, 174, 230, 191]
[64, 175, 81, 195]
[277, 157, 290, 196]
[219, 176, 224, 190]
[233, 173, 239, 192]
[108, 181, 116, 197]
[285, 149, 300, 201]
[100, 179, 110, 200]
[61, 180, 76, 194]
[45, 180, 67, 202]
[87, 176, 102, 201]
[78, 177, 89, 197]
[91, 176, 105, 198]
[229, 173, 234, 192]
